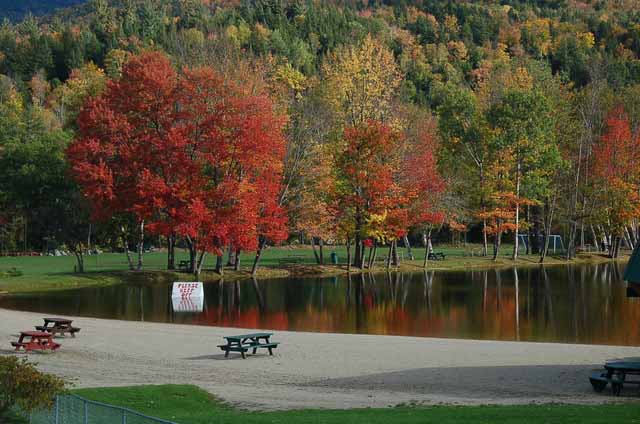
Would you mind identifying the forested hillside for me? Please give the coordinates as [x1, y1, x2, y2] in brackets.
[0, 0, 86, 21]
[0, 0, 639, 272]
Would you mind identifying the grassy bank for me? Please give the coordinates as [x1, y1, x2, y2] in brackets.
[59, 385, 640, 424]
[0, 244, 628, 294]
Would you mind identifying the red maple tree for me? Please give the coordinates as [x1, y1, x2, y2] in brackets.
[67, 51, 287, 276]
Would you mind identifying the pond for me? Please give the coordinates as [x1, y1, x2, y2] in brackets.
[2, 262, 639, 346]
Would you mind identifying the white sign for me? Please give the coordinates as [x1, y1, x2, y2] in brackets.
[171, 296, 204, 313]
[171, 282, 204, 313]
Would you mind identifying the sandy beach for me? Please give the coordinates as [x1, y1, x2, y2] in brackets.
[1, 307, 639, 410]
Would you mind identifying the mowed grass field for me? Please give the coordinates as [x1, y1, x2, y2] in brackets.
[0, 243, 624, 294]
[33, 384, 640, 424]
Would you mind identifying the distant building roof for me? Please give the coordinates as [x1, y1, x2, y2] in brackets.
[624, 245, 640, 284]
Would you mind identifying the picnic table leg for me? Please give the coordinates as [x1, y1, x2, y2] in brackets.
[15, 335, 23, 351]
[265, 337, 274, 355]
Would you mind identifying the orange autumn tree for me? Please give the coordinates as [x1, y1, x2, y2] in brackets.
[401, 116, 446, 268]
[293, 144, 338, 265]
[590, 105, 640, 258]
[479, 149, 537, 261]
[334, 120, 405, 268]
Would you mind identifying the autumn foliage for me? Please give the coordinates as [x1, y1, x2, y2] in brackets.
[66, 51, 287, 274]
[590, 105, 640, 254]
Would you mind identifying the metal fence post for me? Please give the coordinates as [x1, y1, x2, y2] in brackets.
[54, 395, 59, 424]
[122, 410, 127, 424]
[84, 399, 89, 424]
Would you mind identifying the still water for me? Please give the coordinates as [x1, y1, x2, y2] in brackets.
[2, 263, 639, 345]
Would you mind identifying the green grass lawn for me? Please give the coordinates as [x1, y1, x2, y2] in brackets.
[0, 244, 624, 294]
[64, 385, 640, 424]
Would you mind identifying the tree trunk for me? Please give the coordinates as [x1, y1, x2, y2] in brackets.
[360, 244, 367, 269]
[319, 238, 325, 265]
[353, 239, 362, 268]
[480, 165, 488, 256]
[120, 227, 136, 271]
[234, 249, 241, 271]
[624, 226, 635, 250]
[195, 251, 206, 279]
[185, 237, 196, 274]
[251, 237, 266, 276]
[311, 238, 320, 264]
[215, 254, 224, 275]
[87, 224, 92, 251]
[392, 240, 399, 266]
[423, 229, 432, 269]
[614, 236, 622, 259]
[512, 162, 521, 260]
[482, 219, 488, 257]
[368, 242, 377, 268]
[493, 230, 502, 261]
[73, 246, 84, 273]
[404, 235, 414, 260]
[540, 192, 557, 264]
[226, 245, 236, 267]
[353, 210, 363, 268]
[167, 234, 175, 270]
[346, 238, 352, 273]
[590, 225, 600, 252]
[136, 220, 145, 271]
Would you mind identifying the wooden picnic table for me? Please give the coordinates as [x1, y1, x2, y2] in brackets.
[11, 331, 61, 352]
[590, 361, 640, 396]
[218, 332, 279, 359]
[35, 317, 80, 338]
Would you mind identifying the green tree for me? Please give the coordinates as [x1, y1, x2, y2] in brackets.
[488, 89, 557, 259]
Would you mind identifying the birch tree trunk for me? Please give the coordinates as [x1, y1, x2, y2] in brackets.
[404, 235, 414, 260]
[195, 251, 207, 279]
[512, 162, 521, 260]
[121, 226, 135, 271]
[136, 220, 144, 271]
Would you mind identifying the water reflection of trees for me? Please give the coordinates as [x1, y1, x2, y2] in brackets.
[2, 262, 639, 345]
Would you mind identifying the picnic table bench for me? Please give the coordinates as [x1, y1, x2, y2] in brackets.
[428, 252, 446, 261]
[11, 331, 60, 352]
[218, 332, 279, 359]
[35, 317, 80, 338]
[178, 260, 191, 271]
[590, 361, 640, 396]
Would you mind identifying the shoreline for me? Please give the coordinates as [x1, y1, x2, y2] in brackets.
[0, 250, 629, 295]
[1, 308, 639, 410]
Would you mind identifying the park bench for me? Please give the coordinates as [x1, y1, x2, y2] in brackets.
[428, 252, 446, 261]
[590, 361, 640, 396]
[35, 317, 80, 338]
[178, 260, 190, 271]
[11, 331, 60, 352]
[218, 332, 279, 359]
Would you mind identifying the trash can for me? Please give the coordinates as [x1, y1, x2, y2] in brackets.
[330, 251, 338, 264]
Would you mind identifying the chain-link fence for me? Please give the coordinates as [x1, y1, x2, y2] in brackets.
[27, 394, 177, 424]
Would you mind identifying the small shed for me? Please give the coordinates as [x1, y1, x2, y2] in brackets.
[624, 245, 640, 284]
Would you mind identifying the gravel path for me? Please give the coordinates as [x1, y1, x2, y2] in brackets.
[2, 308, 639, 409]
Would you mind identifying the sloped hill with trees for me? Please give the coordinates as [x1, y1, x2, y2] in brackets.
[0, 0, 639, 272]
